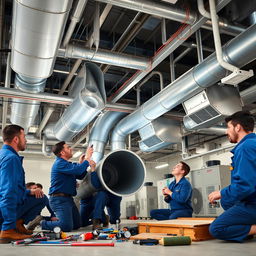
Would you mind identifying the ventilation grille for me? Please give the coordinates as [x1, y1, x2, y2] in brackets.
[206, 186, 217, 215]
[142, 135, 163, 147]
[189, 106, 220, 124]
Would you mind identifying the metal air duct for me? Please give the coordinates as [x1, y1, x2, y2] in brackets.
[77, 150, 146, 198]
[10, 0, 72, 131]
[183, 84, 242, 130]
[53, 63, 106, 141]
[138, 117, 181, 152]
[111, 24, 256, 150]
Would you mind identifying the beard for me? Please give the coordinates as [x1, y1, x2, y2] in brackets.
[227, 133, 238, 143]
[17, 140, 26, 151]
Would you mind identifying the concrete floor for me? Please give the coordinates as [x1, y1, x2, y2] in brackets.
[1, 220, 255, 256]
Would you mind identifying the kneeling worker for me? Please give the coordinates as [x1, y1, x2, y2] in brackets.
[150, 161, 193, 220]
[31, 142, 95, 232]
[209, 111, 256, 242]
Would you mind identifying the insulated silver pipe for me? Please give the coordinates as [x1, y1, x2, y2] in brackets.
[95, 0, 244, 36]
[59, 45, 150, 70]
[62, 0, 88, 47]
[108, 0, 231, 103]
[89, 112, 127, 163]
[1, 53, 11, 130]
[10, 0, 72, 132]
[111, 24, 256, 150]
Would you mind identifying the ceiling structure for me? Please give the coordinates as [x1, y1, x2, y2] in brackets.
[0, 0, 256, 161]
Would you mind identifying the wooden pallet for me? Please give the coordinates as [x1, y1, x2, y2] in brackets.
[137, 218, 215, 241]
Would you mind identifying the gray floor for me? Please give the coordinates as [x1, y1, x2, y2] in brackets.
[1, 220, 255, 256]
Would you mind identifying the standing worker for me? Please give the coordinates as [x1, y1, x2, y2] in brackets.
[209, 111, 256, 242]
[31, 141, 96, 232]
[0, 125, 47, 243]
[150, 161, 193, 220]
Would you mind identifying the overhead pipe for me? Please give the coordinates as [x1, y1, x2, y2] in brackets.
[95, 0, 245, 36]
[62, 0, 88, 47]
[58, 45, 150, 70]
[10, 0, 72, 132]
[111, 24, 256, 150]
[136, 71, 164, 106]
[35, 4, 112, 136]
[52, 63, 106, 142]
[42, 135, 53, 157]
[108, 0, 231, 103]
[1, 53, 11, 130]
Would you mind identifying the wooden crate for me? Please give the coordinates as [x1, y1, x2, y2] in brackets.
[137, 218, 215, 241]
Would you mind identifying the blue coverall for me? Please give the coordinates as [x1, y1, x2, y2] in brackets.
[0, 145, 46, 231]
[80, 172, 122, 226]
[209, 133, 256, 242]
[150, 177, 193, 220]
[41, 157, 89, 232]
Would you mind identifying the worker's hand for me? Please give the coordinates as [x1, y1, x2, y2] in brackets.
[85, 145, 94, 161]
[51, 217, 59, 221]
[79, 154, 86, 164]
[30, 188, 44, 198]
[163, 187, 172, 196]
[208, 190, 221, 203]
[89, 160, 96, 171]
[162, 187, 167, 195]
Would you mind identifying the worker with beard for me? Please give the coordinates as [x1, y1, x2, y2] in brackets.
[0, 125, 47, 243]
[209, 111, 256, 242]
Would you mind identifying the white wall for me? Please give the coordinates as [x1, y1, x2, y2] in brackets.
[23, 155, 55, 215]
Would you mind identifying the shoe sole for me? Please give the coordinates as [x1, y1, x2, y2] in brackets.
[0, 238, 12, 244]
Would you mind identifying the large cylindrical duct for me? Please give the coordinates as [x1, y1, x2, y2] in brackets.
[10, 0, 72, 131]
[10, 75, 46, 133]
[89, 111, 127, 163]
[77, 150, 146, 198]
[53, 63, 106, 141]
[111, 24, 256, 150]
[11, 0, 72, 78]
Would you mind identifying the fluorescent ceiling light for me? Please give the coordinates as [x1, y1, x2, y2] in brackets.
[73, 151, 83, 158]
[155, 163, 169, 169]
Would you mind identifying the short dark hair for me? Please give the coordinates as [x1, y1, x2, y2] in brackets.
[52, 141, 65, 157]
[225, 111, 255, 132]
[180, 161, 190, 176]
[26, 182, 36, 189]
[3, 124, 24, 143]
[36, 183, 43, 189]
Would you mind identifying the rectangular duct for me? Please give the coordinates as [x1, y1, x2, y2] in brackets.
[183, 84, 243, 130]
[138, 117, 181, 152]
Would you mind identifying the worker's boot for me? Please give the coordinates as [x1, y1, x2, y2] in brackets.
[102, 214, 110, 228]
[0, 229, 32, 243]
[16, 219, 33, 235]
[26, 215, 43, 231]
[92, 219, 101, 230]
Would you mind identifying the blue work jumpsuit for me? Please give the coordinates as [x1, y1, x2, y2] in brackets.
[41, 157, 89, 232]
[150, 177, 193, 220]
[80, 172, 122, 226]
[0, 145, 46, 231]
[209, 133, 256, 242]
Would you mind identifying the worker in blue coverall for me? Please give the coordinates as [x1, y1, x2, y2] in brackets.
[80, 172, 122, 229]
[39, 141, 96, 232]
[25, 182, 58, 231]
[209, 111, 256, 242]
[0, 125, 47, 243]
[150, 161, 193, 220]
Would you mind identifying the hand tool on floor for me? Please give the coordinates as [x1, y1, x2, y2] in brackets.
[133, 239, 159, 245]
[27, 241, 115, 246]
[11, 237, 48, 245]
[159, 236, 191, 246]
